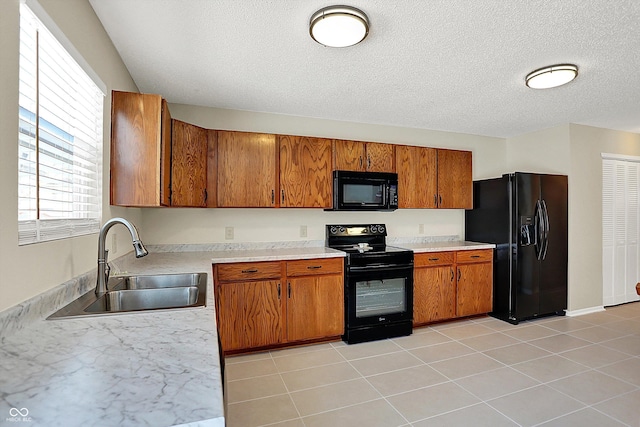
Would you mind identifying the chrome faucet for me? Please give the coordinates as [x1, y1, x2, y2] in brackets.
[95, 217, 148, 295]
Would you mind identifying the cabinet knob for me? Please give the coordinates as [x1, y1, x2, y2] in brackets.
[281, 189, 285, 204]
[241, 268, 259, 273]
[307, 265, 322, 270]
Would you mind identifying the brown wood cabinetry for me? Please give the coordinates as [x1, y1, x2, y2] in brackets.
[413, 251, 455, 324]
[285, 258, 344, 342]
[437, 149, 473, 209]
[110, 90, 472, 210]
[171, 120, 213, 207]
[413, 249, 493, 326]
[279, 135, 332, 208]
[110, 91, 172, 207]
[455, 249, 493, 317]
[395, 145, 472, 209]
[396, 145, 437, 208]
[217, 131, 278, 207]
[216, 280, 283, 352]
[333, 140, 395, 173]
[214, 257, 344, 354]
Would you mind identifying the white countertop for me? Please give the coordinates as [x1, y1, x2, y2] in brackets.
[210, 246, 345, 263]
[0, 252, 225, 427]
[395, 240, 496, 253]
[0, 242, 495, 426]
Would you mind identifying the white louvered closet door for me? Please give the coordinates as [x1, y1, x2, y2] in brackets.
[602, 157, 640, 306]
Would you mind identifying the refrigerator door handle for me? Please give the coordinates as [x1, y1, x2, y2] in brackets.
[535, 200, 544, 260]
[541, 199, 550, 260]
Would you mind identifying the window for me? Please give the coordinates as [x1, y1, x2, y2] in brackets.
[18, 2, 104, 245]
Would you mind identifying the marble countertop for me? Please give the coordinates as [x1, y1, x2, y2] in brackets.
[0, 252, 225, 427]
[210, 246, 345, 263]
[395, 240, 496, 253]
[0, 242, 497, 426]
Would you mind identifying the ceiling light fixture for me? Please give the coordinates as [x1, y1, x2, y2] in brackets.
[309, 5, 369, 48]
[525, 64, 579, 89]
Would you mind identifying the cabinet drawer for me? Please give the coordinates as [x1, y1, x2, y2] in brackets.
[286, 258, 344, 277]
[216, 261, 281, 281]
[456, 249, 493, 263]
[414, 251, 455, 267]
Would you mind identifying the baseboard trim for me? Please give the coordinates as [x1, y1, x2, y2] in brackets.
[566, 306, 606, 317]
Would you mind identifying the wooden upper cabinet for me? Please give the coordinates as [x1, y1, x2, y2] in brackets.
[217, 131, 277, 207]
[279, 135, 332, 208]
[110, 91, 171, 207]
[170, 120, 211, 207]
[333, 140, 395, 172]
[365, 142, 395, 172]
[396, 145, 437, 208]
[437, 149, 472, 209]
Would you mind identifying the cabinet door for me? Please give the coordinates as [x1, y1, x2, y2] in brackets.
[216, 280, 283, 352]
[437, 149, 472, 209]
[333, 140, 366, 171]
[366, 142, 396, 173]
[171, 120, 209, 207]
[414, 266, 456, 324]
[396, 145, 437, 208]
[217, 131, 277, 207]
[110, 91, 170, 207]
[287, 275, 344, 342]
[279, 135, 332, 208]
[456, 262, 493, 317]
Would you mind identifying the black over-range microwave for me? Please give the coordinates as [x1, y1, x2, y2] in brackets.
[328, 170, 399, 211]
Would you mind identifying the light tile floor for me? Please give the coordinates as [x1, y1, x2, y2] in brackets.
[225, 302, 640, 427]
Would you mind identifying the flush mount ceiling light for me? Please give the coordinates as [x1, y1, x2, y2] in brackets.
[309, 5, 369, 48]
[525, 64, 579, 89]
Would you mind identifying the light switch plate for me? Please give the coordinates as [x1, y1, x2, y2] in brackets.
[300, 225, 307, 238]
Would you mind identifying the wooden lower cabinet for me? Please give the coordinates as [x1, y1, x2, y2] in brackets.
[414, 265, 455, 324]
[456, 249, 493, 317]
[216, 280, 283, 352]
[413, 249, 493, 326]
[214, 258, 344, 353]
[287, 275, 344, 342]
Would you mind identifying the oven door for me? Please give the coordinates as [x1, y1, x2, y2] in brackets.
[346, 264, 413, 328]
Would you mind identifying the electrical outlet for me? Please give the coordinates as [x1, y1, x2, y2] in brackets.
[111, 232, 117, 254]
[225, 226, 234, 240]
[419, 224, 425, 234]
[300, 225, 307, 238]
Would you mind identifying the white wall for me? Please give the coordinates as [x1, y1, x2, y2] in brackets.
[140, 104, 505, 245]
[0, 0, 139, 312]
[568, 124, 640, 311]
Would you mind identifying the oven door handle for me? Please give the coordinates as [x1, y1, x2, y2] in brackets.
[348, 263, 412, 271]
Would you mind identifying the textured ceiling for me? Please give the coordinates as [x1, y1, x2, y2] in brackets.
[88, 0, 640, 138]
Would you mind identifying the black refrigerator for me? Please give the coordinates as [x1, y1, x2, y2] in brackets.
[465, 173, 568, 324]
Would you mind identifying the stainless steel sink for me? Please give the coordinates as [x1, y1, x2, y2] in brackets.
[48, 273, 207, 319]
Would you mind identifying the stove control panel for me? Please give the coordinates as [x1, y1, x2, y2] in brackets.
[327, 224, 387, 237]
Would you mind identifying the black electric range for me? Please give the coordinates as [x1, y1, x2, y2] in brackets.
[327, 224, 414, 344]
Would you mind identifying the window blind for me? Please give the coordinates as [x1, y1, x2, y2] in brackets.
[18, 3, 104, 245]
